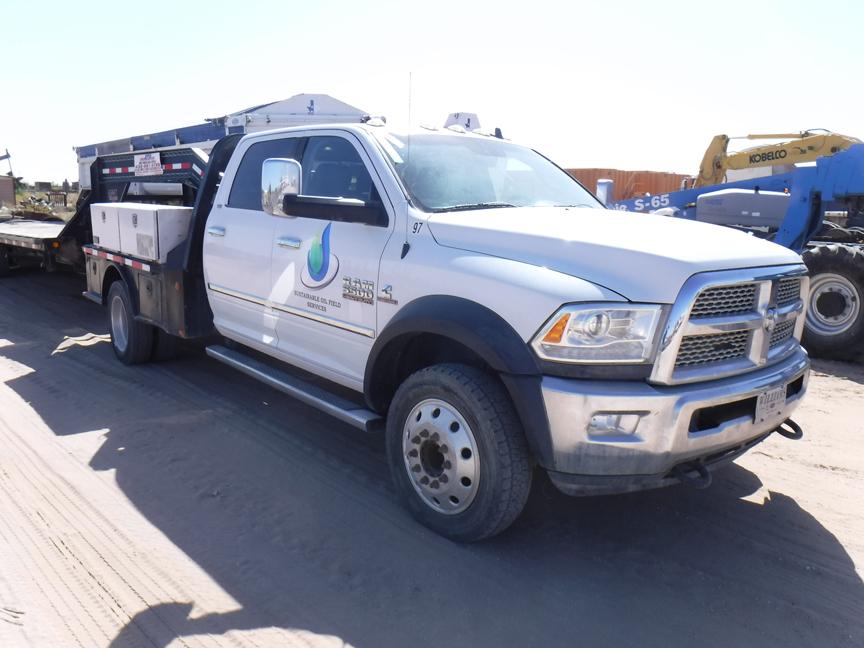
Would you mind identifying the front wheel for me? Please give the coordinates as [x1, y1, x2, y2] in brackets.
[386, 364, 532, 542]
[107, 281, 154, 365]
[802, 245, 864, 362]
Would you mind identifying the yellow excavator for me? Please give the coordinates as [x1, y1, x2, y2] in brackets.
[694, 129, 862, 187]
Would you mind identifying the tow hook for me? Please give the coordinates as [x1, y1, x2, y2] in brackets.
[671, 460, 712, 490]
[773, 418, 804, 440]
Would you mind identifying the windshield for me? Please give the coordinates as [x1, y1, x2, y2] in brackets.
[374, 131, 602, 212]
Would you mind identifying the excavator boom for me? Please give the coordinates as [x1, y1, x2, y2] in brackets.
[695, 130, 862, 187]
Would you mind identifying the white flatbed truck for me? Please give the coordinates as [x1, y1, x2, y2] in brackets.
[80, 124, 810, 541]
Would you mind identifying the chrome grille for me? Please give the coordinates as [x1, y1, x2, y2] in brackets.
[689, 284, 758, 318]
[651, 265, 809, 386]
[675, 331, 750, 368]
[776, 278, 801, 307]
[769, 320, 796, 348]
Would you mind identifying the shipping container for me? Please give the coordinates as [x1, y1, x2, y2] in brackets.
[567, 168, 691, 202]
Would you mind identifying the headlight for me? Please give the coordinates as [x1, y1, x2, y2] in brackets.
[531, 304, 665, 363]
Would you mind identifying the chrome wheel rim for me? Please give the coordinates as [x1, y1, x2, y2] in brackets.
[807, 272, 861, 336]
[402, 398, 479, 515]
[110, 294, 129, 353]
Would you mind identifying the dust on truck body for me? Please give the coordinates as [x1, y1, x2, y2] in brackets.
[82, 124, 810, 541]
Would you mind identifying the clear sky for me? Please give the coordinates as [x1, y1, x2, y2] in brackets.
[1, 0, 861, 183]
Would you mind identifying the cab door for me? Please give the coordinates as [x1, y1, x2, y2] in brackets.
[204, 136, 302, 349]
[268, 132, 395, 390]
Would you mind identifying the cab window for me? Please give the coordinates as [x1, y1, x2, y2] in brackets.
[228, 138, 303, 210]
[301, 136, 377, 203]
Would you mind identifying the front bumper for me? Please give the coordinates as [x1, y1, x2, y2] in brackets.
[540, 348, 809, 495]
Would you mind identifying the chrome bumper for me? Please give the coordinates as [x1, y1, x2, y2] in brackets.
[540, 348, 809, 495]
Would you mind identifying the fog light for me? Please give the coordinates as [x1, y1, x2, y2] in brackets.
[587, 413, 641, 437]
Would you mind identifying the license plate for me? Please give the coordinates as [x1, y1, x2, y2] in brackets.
[755, 386, 786, 424]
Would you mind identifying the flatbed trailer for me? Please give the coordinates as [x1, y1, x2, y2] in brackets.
[0, 147, 210, 278]
[0, 219, 67, 274]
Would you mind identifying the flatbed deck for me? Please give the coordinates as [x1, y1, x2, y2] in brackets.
[0, 219, 65, 252]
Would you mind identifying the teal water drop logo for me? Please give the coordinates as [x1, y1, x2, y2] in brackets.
[301, 223, 339, 289]
[307, 222, 331, 282]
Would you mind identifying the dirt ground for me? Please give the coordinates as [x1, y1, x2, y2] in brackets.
[0, 270, 861, 648]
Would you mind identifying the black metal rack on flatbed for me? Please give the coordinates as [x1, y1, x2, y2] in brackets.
[0, 146, 213, 275]
[82, 135, 241, 339]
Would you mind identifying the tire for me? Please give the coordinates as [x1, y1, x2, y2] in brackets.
[150, 328, 179, 362]
[0, 246, 10, 277]
[386, 363, 532, 542]
[802, 245, 864, 362]
[107, 281, 154, 365]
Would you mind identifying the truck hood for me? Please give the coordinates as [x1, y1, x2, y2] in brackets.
[427, 206, 802, 302]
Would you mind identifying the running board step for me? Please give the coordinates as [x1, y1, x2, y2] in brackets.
[205, 344, 382, 433]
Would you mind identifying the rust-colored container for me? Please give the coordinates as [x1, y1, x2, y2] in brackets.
[567, 168, 691, 201]
[0, 176, 14, 208]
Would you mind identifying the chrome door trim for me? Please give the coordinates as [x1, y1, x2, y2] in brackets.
[270, 301, 375, 338]
[208, 283, 267, 306]
[208, 283, 375, 338]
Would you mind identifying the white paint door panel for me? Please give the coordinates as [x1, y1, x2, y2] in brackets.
[203, 204, 277, 346]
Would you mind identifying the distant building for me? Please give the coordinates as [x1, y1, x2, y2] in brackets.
[0, 176, 14, 207]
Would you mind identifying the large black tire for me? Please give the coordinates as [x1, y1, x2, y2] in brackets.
[802, 245, 864, 362]
[107, 281, 154, 365]
[386, 364, 532, 542]
[150, 328, 179, 362]
[0, 246, 10, 277]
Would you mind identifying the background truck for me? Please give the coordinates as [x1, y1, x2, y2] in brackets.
[82, 123, 809, 541]
[609, 131, 864, 363]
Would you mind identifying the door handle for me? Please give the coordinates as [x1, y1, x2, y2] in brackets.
[276, 237, 302, 249]
[207, 226, 226, 237]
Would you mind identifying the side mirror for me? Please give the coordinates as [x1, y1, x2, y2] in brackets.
[261, 158, 301, 216]
[282, 194, 388, 227]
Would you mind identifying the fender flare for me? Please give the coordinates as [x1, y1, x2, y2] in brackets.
[365, 295, 556, 468]
[100, 261, 141, 315]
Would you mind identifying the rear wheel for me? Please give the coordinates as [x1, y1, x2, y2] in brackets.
[150, 328, 179, 362]
[386, 364, 532, 542]
[802, 245, 864, 362]
[107, 281, 154, 365]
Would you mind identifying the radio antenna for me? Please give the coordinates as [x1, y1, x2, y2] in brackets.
[407, 71, 413, 126]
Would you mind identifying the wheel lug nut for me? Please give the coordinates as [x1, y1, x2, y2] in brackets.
[431, 432, 440, 441]
[440, 444, 448, 453]
[411, 436, 421, 445]
[420, 476, 429, 485]
[408, 449, 418, 458]
[430, 480, 439, 489]
[411, 465, 421, 473]
[439, 474, 448, 484]
[443, 461, 452, 470]
[420, 430, 429, 438]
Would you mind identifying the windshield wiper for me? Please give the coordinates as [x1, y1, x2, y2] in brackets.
[433, 202, 516, 213]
